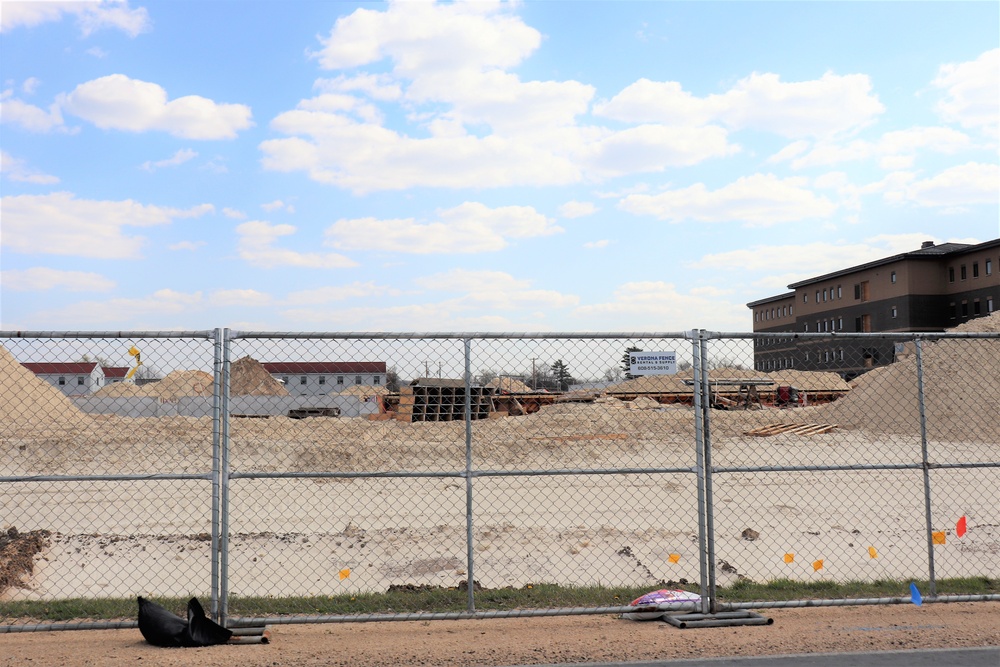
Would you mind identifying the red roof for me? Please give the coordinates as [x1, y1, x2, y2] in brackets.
[102, 366, 131, 379]
[21, 362, 99, 375]
[260, 362, 386, 375]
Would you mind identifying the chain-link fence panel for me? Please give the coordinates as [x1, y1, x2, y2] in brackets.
[705, 332, 999, 609]
[1, 332, 221, 629]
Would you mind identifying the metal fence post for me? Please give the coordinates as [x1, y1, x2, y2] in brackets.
[210, 328, 223, 620]
[219, 328, 232, 623]
[916, 339, 937, 597]
[464, 337, 476, 613]
[691, 330, 711, 615]
[699, 332, 718, 613]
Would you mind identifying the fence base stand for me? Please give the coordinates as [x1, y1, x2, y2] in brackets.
[227, 626, 271, 644]
[662, 611, 772, 629]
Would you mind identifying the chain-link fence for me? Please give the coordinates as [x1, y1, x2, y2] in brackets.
[2, 329, 997, 632]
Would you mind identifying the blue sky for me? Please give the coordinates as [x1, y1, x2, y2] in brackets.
[2, 0, 998, 333]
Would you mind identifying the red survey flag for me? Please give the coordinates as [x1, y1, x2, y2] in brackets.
[956, 516, 967, 537]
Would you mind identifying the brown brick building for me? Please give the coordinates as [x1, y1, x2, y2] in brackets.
[747, 238, 1000, 379]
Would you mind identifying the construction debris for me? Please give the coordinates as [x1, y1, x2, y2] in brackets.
[743, 423, 839, 437]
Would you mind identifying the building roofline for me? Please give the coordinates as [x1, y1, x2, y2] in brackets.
[786, 238, 997, 289]
[746, 292, 795, 307]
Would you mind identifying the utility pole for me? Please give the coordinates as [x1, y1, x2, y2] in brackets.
[530, 358, 537, 390]
[424, 361, 430, 378]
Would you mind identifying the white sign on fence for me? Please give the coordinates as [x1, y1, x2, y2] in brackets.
[628, 351, 677, 375]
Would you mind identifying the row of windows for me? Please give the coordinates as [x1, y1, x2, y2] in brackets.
[281, 375, 381, 386]
[803, 284, 845, 305]
[757, 349, 847, 371]
[803, 317, 845, 332]
[949, 296, 995, 318]
[755, 304, 794, 322]
[948, 258, 994, 282]
[57, 376, 87, 386]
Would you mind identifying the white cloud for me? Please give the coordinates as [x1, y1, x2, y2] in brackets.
[594, 71, 884, 138]
[63, 74, 253, 139]
[261, 199, 294, 213]
[0, 91, 67, 133]
[140, 148, 197, 171]
[168, 240, 205, 251]
[583, 240, 610, 249]
[28, 289, 204, 327]
[780, 126, 974, 170]
[692, 234, 948, 277]
[0, 0, 151, 37]
[880, 162, 1000, 208]
[313, 1, 541, 74]
[618, 174, 837, 226]
[324, 202, 562, 254]
[1, 192, 212, 258]
[1, 267, 115, 292]
[262, 2, 743, 192]
[558, 200, 598, 218]
[413, 269, 579, 310]
[222, 207, 246, 219]
[235, 220, 357, 269]
[1, 151, 59, 184]
[572, 281, 749, 331]
[286, 281, 401, 305]
[209, 289, 272, 307]
[933, 48, 1000, 137]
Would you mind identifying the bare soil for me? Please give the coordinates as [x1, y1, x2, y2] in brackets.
[1, 602, 998, 666]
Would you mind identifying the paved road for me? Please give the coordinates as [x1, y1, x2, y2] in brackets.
[521, 647, 1000, 667]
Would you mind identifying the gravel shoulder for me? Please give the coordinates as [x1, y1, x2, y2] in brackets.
[1, 602, 998, 666]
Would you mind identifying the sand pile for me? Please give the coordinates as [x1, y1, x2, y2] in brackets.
[144, 370, 214, 400]
[0, 345, 88, 425]
[815, 313, 1000, 439]
[231, 356, 288, 396]
[487, 377, 533, 393]
[91, 382, 144, 397]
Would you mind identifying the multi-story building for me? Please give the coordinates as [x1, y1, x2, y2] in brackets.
[260, 362, 387, 396]
[747, 238, 999, 379]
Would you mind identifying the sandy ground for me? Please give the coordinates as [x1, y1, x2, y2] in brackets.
[4, 427, 997, 602]
[1, 602, 998, 666]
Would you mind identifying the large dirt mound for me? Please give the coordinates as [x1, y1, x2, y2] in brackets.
[0, 345, 88, 425]
[144, 370, 214, 400]
[231, 356, 289, 396]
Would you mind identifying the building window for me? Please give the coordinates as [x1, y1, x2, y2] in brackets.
[355, 375, 363, 385]
[816, 290, 820, 303]
[961, 301, 968, 317]
[890, 271, 897, 283]
[960, 265, 967, 280]
[974, 299, 981, 316]
[973, 262, 979, 278]
[299, 376, 306, 385]
[77, 377, 85, 385]
[803, 294, 808, 303]
[838, 317, 843, 330]
[987, 259, 993, 276]
[837, 285, 842, 298]
[949, 267, 955, 282]
[58, 376, 66, 385]
[803, 323, 809, 332]
[891, 306, 897, 318]
[319, 376, 326, 385]
[373, 376, 381, 385]
[337, 376, 344, 385]
[988, 297, 995, 313]
[838, 349, 845, 361]
[282, 377, 289, 386]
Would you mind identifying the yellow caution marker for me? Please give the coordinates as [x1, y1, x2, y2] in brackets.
[868, 547, 878, 559]
[812, 559, 824, 571]
[783, 553, 795, 563]
[668, 553, 680, 564]
[932, 531, 946, 545]
[339, 568, 351, 580]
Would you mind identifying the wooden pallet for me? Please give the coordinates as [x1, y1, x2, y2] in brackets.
[744, 423, 839, 437]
